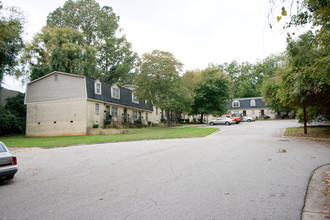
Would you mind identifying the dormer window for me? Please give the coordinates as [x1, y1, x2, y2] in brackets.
[132, 93, 139, 103]
[95, 80, 101, 95]
[250, 99, 256, 106]
[232, 100, 240, 107]
[111, 85, 120, 99]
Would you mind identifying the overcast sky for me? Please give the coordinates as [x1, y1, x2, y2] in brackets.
[2, 0, 290, 92]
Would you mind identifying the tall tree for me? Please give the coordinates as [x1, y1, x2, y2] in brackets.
[191, 68, 232, 123]
[21, 26, 99, 81]
[135, 50, 192, 126]
[45, 0, 137, 84]
[0, 3, 24, 88]
[280, 31, 329, 134]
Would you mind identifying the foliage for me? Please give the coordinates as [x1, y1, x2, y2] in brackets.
[21, 0, 137, 84]
[135, 50, 193, 126]
[276, 31, 329, 133]
[261, 75, 292, 113]
[0, 3, 25, 87]
[0, 93, 26, 136]
[281, 31, 329, 111]
[22, 26, 99, 80]
[214, 55, 281, 98]
[190, 67, 231, 123]
[295, 106, 321, 123]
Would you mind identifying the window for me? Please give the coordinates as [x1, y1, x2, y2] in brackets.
[95, 80, 101, 95]
[111, 86, 120, 99]
[250, 99, 256, 106]
[95, 103, 99, 115]
[267, 109, 274, 114]
[145, 113, 148, 121]
[54, 74, 58, 81]
[111, 107, 118, 117]
[232, 100, 240, 107]
[156, 107, 158, 115]
[252, 110, 255, 115]
[132, 93, 139, 103]
[132, 111, 137, 119]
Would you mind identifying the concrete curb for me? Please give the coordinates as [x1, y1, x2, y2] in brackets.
[302, 164, 330, 220]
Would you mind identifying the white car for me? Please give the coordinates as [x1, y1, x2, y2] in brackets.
[242, 116, 256, 122]
[209, 116, 235, 125]
[0, 142, 18, 181]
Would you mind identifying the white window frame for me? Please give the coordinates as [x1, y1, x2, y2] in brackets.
[111, 107, 118, 117]
[95, 80, 101, 95]
[145, 113, 148, 121]
[232, 100, 240, 107]
[111, 85, 120, 99]
[132, 93, 139, 104]
[250, 99, 256, 107]
[95, 103, 99, 115]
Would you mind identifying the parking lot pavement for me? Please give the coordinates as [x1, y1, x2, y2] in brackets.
[1, 120, 329, 220]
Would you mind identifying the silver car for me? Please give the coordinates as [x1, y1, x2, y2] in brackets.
[0, 141, 18, 180]
[242, 116, 256, 122]
[209, 116, 235, 125]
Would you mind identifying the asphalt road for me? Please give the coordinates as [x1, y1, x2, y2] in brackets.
[1, 120, 329, 220]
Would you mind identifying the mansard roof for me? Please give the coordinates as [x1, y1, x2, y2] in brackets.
[85, 77, 152, 111]
[228, 97, 270, 110]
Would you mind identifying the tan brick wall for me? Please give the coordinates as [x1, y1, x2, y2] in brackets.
[26, 100, 87, 137]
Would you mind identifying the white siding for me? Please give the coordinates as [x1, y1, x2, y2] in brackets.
[25, 73, 86, 104]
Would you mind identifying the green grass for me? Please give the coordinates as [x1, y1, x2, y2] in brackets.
[0, 127, 218, 148]
[284, 126, 330, 138]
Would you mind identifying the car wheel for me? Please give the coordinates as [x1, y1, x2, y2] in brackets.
[248, 119, 251, 122]
[225, 121, 230, 125]
[236, 121, 240, 124]
[210, 122, 214, 126]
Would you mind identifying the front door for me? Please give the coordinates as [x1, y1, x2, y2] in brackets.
[106, 106, 110, 120]
[243, 110, 246, 116]
[261, 110, 264, 117]
[124, 108, 127, 123]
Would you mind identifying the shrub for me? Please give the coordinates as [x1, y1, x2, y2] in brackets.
[93, 124, 99, 128]
[185, 119, 189, 123]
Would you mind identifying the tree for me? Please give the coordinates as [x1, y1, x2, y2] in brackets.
[135, 50, 192, 126]
[190, 68, 232, 123]
[261, 75, 293, 115]
[279, 31, 329, 134]
[0, 92, 26, 136]
[21, 26, 99, 81]
[0, 3, 25, 88]
[45, 0, 137, 84]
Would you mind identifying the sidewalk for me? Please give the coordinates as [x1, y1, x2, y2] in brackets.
[302, 164, 330, 219]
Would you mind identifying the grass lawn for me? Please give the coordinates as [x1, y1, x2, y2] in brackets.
[284, 126, 330, 139]
[0, 127, 218, 148]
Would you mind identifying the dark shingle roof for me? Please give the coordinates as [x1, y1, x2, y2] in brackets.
[85, 77, 152, 111]
[228, 97, 270, 110]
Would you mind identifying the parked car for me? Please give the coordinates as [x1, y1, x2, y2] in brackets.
[209, 116, 235, 125]
[0, 142, 18, 181]
[223, 114, 242, 124]
[242, 116, 256, 122]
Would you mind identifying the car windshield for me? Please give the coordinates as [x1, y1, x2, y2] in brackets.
[0, 143, 8, 152]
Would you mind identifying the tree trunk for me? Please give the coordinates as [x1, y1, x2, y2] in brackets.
[166, 110, 171, 127]
[303, 106, 307, 134]
[200, 113, 204, 124]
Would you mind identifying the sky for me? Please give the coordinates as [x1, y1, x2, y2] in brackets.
[2, 0, 291, 92]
